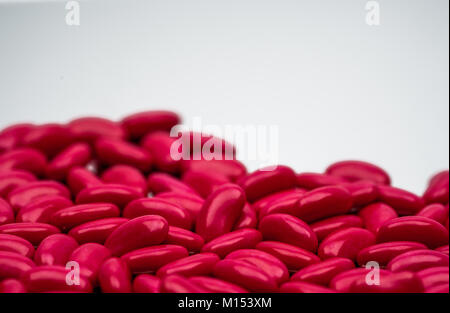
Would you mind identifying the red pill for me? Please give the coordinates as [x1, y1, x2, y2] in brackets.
[189, 276, 248, 293]
[259, 214, 318, 252]
[0, 198, 14, 226]
[101, 165, 147, 195]
[105, 215, 169, 256]
[258, 190, 305, 218]
[181, 159, 247, 182]
[69, 243, 111, 284]
[122, 245, 188, 274]
[45, 143, 91, 181]
[0, 148, 47, 176]
[376, 216, 449, 249]
[68, 117, 126, 143]
[176, 131, 236, 160]
[417, 267, 449, 290]
[330, 268, 388, 292]
[256, 241, 320, 271]
[358, 202, 398, 234]
[22, 265, 92, 293]
[160, 274, 209, 293]
[95, 138, 152, 172]
[124, 198, 192, 230]
[252, 188, 305, 213]
[377, 185, 424, 215]
[425, 283, 449, 293]
[164, 226, 205, 253]
[67, 166, 102, 195]
[148, 173, 198, 196]
[0, 123, 34, 152]
[436, 244, 449, 255]
[98, 257, 132, 293]
[340, 181, 379, 207]
[213, 259, 278, 292]
[196, 184, 246, 242]
[356, 241, 427, 267]
[156, 192, 204, 220]
[182, 170, 230, 198]
[423, 170, 449, 204]
[201, 229, 262, 258]
[68, 217, 128, 245]
[0, 234, 34, 258]
[296, 172, 347, 190]
[348, 271, 424, 293]
[22, 124, 74, 158]
[387, 249, 449, 272]
[280, 281, 336, 293]
[16, 195, 73, 224]
[141, 131, 181, 174]
[325, 160, 391, 185]
[0, 278, 27, 293]
[157, 252, 220, 277]
[0, 223, 60, 245]
[76, 184, 143, 208]
[225, 249, 289, 285]
[133, 274, 161, 293]
[318, 227, 376, 261]
[233, 203, 258, 230]
[416, 203, 448, 225]
[8, 181, 71, 213]
[34, 234, 78, 266]
[0, 251, 35, 279]
[50, 203, 120, 231]
[291, 257, 355, 286]
[310, 215, 363, 242]
[237, 165, 297, 203]
[122, 110, 181, 140]
[294, 186, 353, 223]
[0, 170, 37, 198]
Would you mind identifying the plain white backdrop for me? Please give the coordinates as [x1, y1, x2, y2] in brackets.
[0, 0, 448, 194]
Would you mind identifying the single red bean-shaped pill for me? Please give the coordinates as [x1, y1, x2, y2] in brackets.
[416, 203, 448, 225]
[34, 234, 78, 266]
[160, 275, 209, 293]
[50, 203, 120, 231]
[376, 216, 449, 248]
[22, 265, 92, 293]
[0, 170, 37, 198]
[122, 110, 181, 140]
[141, 131, 181, 174]
[148, 173, 198, 196]
[182, 170, 230, 199]
[417, 267, 449, 290]
[46, 143, 91, 181]
[436, 244, 449, 255]
[377, 185, 424, 215]
[256, 241, 320, 271]
[0, 279, 27, 293]
[340, 181, 379, 208]
[0, 251, 35, 279]
[387, 249, 449, 272]
[310, 215, 363, 242]
[201, 229, 262, 258]
[164, 226, 205, 253]
[7, 181, 71, 213]
[296, 172, 347, 190]
[318, 227, 376, 261]
[133, 274, 161, 293]
[291, 257, 355, 286]
[156, 191, 204, 220]
[105, 215, 169, 256]
[0, 198, 14, 226]
[181, 159, 247, 182]
[0, 148, 47, 176]
[0, 123, 34, 152]
[16, 195, 73, 224]
[356, 241, 428, 267]
[69, 243, 111, 284]
[0, 223, 60, 246]
[213, 259, 278, 292]
[233, 203, 258, 230]
[124, 198, 192, 230]
[280, 281, 337, 293]
[76, 184, 143, 208]
[157, 253, 220, 278]
[423, 170, 449, 204]
[68, 117, 126, 143]
[252, 189, 305, 213]
[189, 276, 248, 293]
[425, 283, 449, 293]
[259, 214, 318, 252]
[329, 268, 389, 293]
[258, 191, 304, 219]
[237, 165, 297, 203]
[98, 257, 132, 293]
[0, 234, 34, 258]
[325, 160, 391, 185]
[348, 271, 424, 293]
[101, 165, 147, 195]
[95, 138, 152, 172]
[294, 186, 353, 223]
[121, 245, 188, 274]
[358, 202, 398, 234]
[67, 167, 102, 195]
[22, 124, 73, 158]
[68, 217, 128, 245]
[196, 184, 246, 242]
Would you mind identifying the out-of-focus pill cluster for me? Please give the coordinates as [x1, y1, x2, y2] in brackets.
[0, 111, 448, 293]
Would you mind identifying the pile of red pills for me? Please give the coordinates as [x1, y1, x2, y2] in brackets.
[0, 111, 448, 293]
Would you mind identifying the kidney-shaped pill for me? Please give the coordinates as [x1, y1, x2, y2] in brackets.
[0, 148, 47, 176]
[101, 165, 147, 195]
[46, 143, 91, 181]
[291, 257, 355, 286]
[377, 185, 424, 215]
[348, 271, 424, 293]
[16, 195, 73, 224]
[358, 202, 398, 234]
[76, 184, 143, 208]
[98, 257, 132, 293]
[68, 117, 126, 143]
[423, 170, 449, 204]
[0, 251, 35, 280]
[34, 234, 79, 266]
[67, 167, 102, 195]
[0, 234, 35, 258]
[164, 226, 204, 253]
[325, 160, 390, 185]
[133, 274, 161, 293]
[69, 243, 111, 284]
[68, 217, 128, 245]
[0, 223, 60, 246]
[296, 172, 347, 190]
[416, 203, 449, 225]
[310, 215, 363, 242]
[0, 170, 37, 198]
[189, 276, 248, 293]
[122, 110, 180, 140]
[201, 229, 262, 258]
[157, 253, 220, 278]
[0, 198, 14, 226]
[387, 249, 449, 272]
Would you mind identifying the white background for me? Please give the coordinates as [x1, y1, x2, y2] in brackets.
[0, 0, 448, 194]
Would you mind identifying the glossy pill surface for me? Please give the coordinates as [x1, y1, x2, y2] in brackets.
[201, 229, 262, 258]
[310, 215, 363, 242]
[98, 257, 132, 293]
[387, 249, 449, 272]
[34, 234, 79, 266]
[325, 160, 390, 185]
[68, 217, 129, 244]
[157, 252, 220, 278]
[291, 257, 355, 286]
[0, 234, 35, 258]
[356, 241, 428, 266]
[76, 184, 143, 208]
[0, 223, 60, 245]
